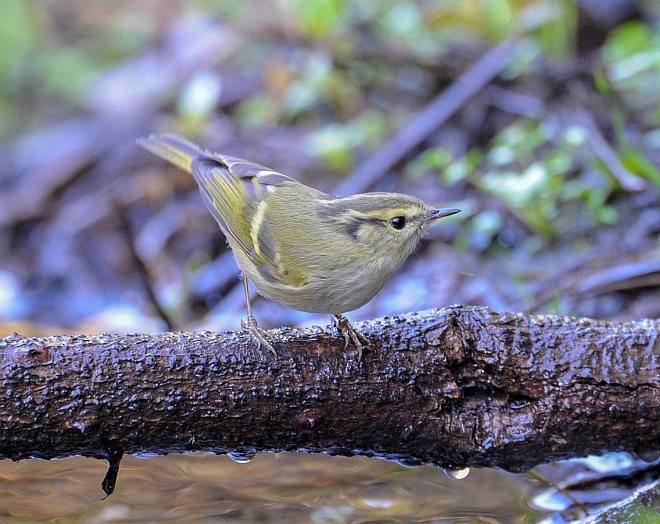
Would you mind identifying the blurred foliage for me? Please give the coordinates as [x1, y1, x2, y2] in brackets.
[1, 0, 588, 141]
[242, 0, 581, 124]
[0, 0, 155, 135]
[408, 118, 622, 249]
[598, 21, 660, 184]
[307, 112, 388, 172]
[292, 0, 347, 38]
[601, 20, 660, 128]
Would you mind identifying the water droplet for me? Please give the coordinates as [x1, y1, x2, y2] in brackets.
[389, 456, 421, 468]
[133, 452, 160, 459]
[72, 421, 87, 433]
[635, 449, 660, 463]
[530, 487, 571, 511]
[443, 467, 470, 480]
[577, 451, 633, 472]
[227, 451, 254, 464]
[362, 497, 394, 509]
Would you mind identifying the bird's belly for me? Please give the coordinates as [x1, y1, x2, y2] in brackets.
[230, 241, 397, 315]
[254, 264, 391, 314]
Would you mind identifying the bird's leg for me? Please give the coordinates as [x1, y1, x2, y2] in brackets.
[332, 314, 370, 361]
[240, 275, 276, 356]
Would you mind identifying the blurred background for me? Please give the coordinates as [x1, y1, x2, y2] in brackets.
[0, 0, 658, 522]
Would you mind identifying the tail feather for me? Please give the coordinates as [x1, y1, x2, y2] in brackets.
[136, 133, 205, 172]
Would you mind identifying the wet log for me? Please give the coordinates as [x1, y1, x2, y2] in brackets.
[1, 306, 658, 471]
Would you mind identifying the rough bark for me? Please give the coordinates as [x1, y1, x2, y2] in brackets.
[1, 306, 658, 472]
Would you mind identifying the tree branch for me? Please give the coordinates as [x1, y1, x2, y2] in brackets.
[1, 306, 658, 473]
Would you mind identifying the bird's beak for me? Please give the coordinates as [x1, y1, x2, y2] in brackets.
[426, 207, 461, 222]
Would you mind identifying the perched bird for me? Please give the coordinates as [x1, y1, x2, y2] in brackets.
[138, 134, 460, 359]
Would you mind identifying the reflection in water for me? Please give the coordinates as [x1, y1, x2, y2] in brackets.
[0, 453, 544, 522]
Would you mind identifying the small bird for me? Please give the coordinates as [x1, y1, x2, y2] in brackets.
[138, 134, 460, 359]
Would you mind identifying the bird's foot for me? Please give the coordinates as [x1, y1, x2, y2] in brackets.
[332, 315, 369, 362]
[241, 315, 276, 356]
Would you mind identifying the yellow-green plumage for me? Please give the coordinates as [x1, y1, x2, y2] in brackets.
[137, 134, 459, 317]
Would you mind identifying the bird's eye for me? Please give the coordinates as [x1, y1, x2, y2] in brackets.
[389, 216, 406, 230]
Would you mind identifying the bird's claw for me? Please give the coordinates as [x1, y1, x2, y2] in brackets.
[242, 315, 277, 356]
[333, 315, 369, 362]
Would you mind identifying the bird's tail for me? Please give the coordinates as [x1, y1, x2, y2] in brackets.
[137, 133, 205, 173]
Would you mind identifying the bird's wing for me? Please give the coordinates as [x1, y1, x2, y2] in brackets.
[139, 133, 306, 287]
[190, 155, 315, 292]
